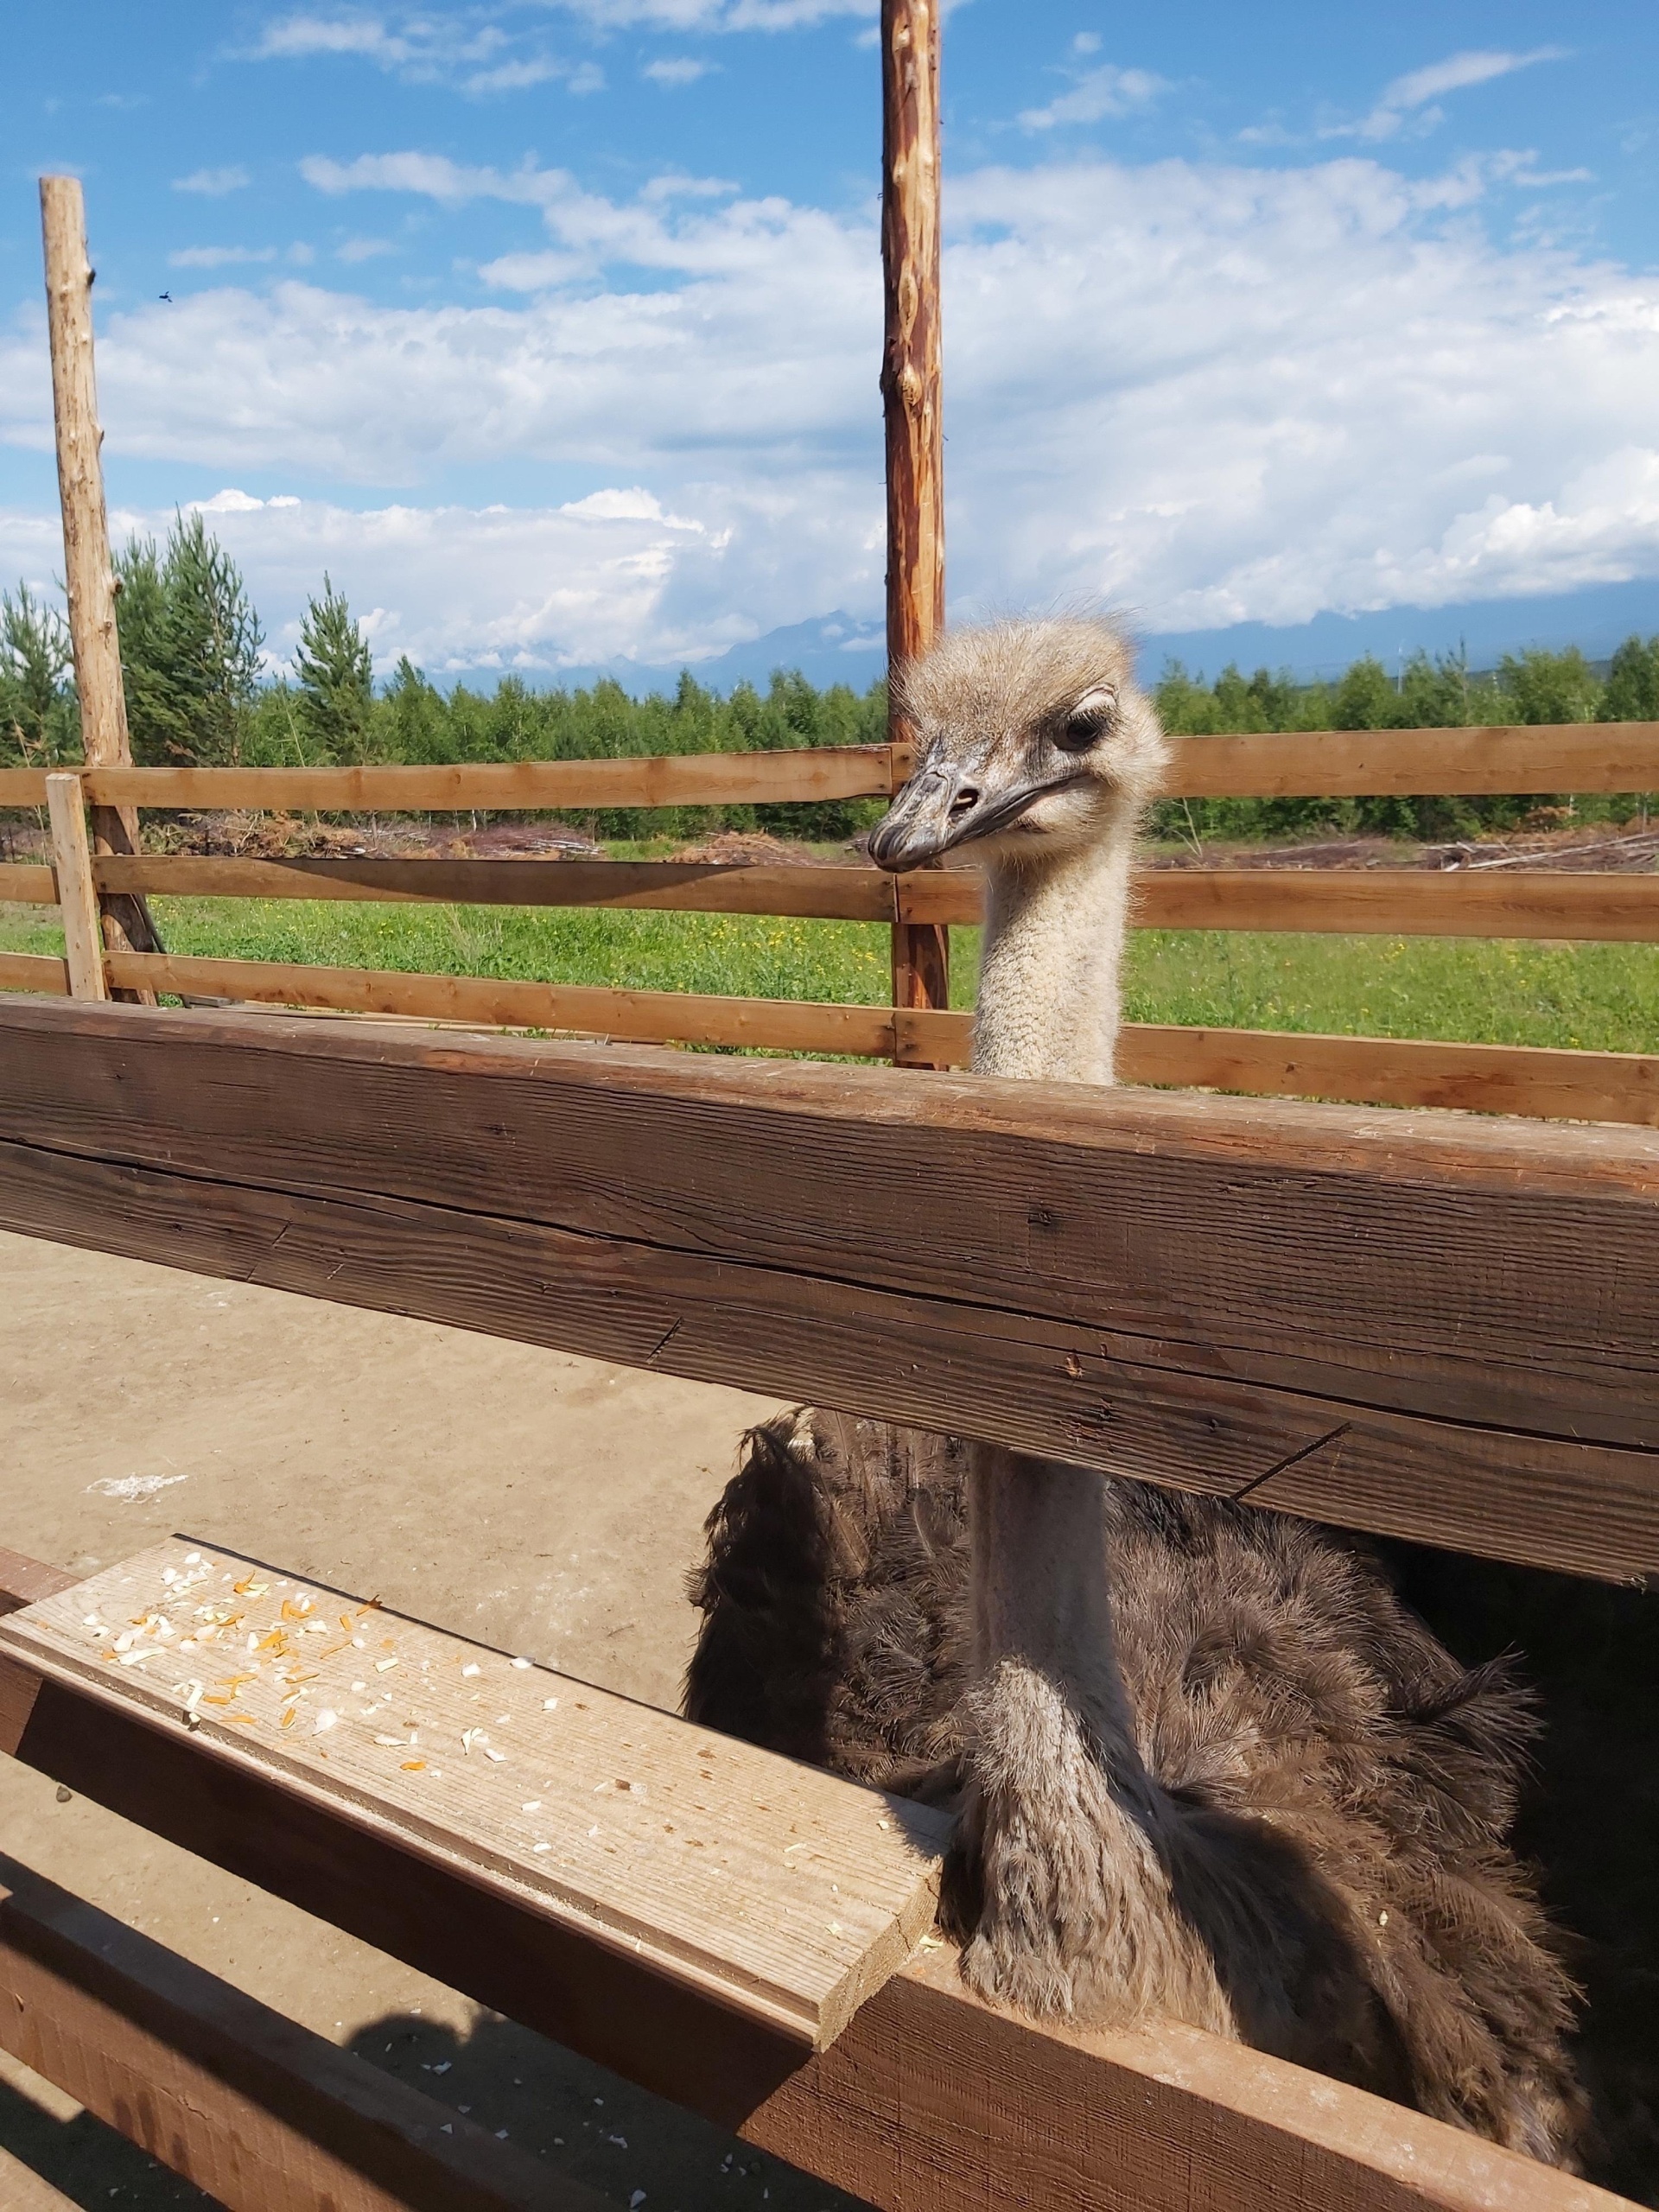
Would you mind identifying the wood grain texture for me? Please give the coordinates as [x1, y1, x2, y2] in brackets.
[62, 750, 896, 814]
[43, 776, 106, 1001]
[97, 854, 899, 919]
[1130, 867, 1659, 940]
[0, 954, 69, 995]
[3, 1000, 1657, 1580]
[1117, 1022, 1659, 1124]
[881, 0, 950, 1043]
[103, 950, 899, 1054]
[0, 865, 58, 903]
[37, 181, 159, 988]
[0, 1859, 592, 2212]
[0, 1557, 1630, 2212]
[0, 1543, 947, 2050]
[3, 723, 1656, 812]
[1164, 723, 1659, 798]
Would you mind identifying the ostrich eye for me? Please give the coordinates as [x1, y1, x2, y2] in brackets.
[1053, 690, 1116, 752]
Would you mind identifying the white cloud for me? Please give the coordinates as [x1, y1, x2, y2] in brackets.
[465, 56, 563, 93]
[1335, 47, 1568, 143]
[174, 166, 251, 196]
[168, 245, 279, 268]
[5, 147, 1659, 666]
[644, 57, 713, 85]
[1021, 63, 1167, 131]
[336, 236, 397, 262]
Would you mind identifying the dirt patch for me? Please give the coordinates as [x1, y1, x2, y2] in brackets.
[667, 830, 821, 867]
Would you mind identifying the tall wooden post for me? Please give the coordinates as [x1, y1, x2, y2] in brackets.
[880, 0, 950, 1060]
[39, 175, 160, 1000]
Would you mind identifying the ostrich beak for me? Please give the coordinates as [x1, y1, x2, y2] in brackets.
[868, 757, 1089, 871]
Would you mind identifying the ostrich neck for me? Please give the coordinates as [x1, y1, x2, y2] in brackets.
[971, 829, 1135, 1084]
[966, 816, 1149, 1791]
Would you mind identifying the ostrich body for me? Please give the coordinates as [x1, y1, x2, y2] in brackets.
[686, 620, 1584, 2163]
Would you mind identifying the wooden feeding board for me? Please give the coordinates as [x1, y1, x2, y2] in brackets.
[0, 1541, 949, 2050]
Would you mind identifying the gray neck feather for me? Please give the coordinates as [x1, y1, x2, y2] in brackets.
[970, 823, 1136, 1085]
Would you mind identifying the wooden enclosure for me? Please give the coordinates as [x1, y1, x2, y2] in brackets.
[5, 715, 1659, 1124]
[3, 12, 1656, 2207]
[0, 997, 1649, 2212]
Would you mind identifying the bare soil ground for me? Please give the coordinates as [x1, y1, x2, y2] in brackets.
[0, 1229, 865, 2211]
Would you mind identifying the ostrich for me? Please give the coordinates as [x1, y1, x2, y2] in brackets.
[686, 618, 1586, 2164]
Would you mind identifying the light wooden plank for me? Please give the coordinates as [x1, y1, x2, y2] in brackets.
[1165, 722, 1659, 798]
[6, 724, 1658, 813]
[0, 1542, 947, 2050]
[1131, 867, 1659, 940]
[104, 950, 898, 1055]
[0, 1859, 591, 2212]
[0, 1552, 1630, 2212]
[897, 1008, 1659, 1125]
[0, 865, 58, 904]
[0, 954, 69, 995]
[98, 853, 899, 920]
[1118, 1022, 1659, 1124]
[3, 1001, 1658, 1580]
[71, 748, 899, 813]
[42, 776, 105, 1001]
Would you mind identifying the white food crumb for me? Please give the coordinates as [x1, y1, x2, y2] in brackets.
[461, 1662, 481, 1678]
[314, 1709, 338, 1733]
[512, 1657, 531, 1669]
[375, 1658, 398, 1673]
[543, 1697, 558, 1711]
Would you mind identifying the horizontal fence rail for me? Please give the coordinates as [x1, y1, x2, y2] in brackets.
[4, 949, 1657, 1125]
[3, 999, 1657, 1586]
[0, 854, 1651, 945]
[3, 721, 1659, 810]
[4, 726, 1658, 1122]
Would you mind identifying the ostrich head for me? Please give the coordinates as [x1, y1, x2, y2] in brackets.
[868, 619, 1167, 874]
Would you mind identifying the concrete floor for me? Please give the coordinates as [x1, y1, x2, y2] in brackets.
[0, 1229, 852, 2211]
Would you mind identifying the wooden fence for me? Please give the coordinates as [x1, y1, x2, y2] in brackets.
[4, 721, 1659, 1122]
[0, 996, 1648, 2212]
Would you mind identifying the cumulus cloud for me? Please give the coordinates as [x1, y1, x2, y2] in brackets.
[1020, 63, 1167, 131]
[4, 146, 1659, 667]
[174, 166, 251, 196]
[1332, 47, 1568, 143]
[644, 57, 714, 85]
[249, 11, 590, 96]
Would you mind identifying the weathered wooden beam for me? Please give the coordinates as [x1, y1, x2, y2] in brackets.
[37, 177, 159, 995]
[1, 999, 1656, 1580]
[0, 748, 898, 815]
[881, 0, 950, 1052]
[44, 852, 1659, 944]
[0, 1553, 1630, 2212]
[2, 723, 1656, 813]
[3, 1542, 947, 2054]
[42, 776, 106, 1001]
[0, 1859, 598, 2212]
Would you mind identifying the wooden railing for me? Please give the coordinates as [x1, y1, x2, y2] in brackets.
[0, 999, 1649, 2212]
[4, 721, 1659, 1122]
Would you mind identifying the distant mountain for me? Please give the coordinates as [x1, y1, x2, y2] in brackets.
[472, 580, 1659, 700]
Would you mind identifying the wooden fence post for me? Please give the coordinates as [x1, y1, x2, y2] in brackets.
[880, 0, 950, 1064]
[44, 775, 109, 1001]
[39, 175, 160, 1004]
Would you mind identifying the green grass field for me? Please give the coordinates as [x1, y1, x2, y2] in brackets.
[3, 895, 1657, 1053]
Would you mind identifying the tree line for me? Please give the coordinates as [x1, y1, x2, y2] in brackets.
[3, 513, 1656, 842]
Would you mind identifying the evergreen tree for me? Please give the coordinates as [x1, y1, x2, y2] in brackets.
[1600, 634, 1659, 721]
[295, 574, 374, 761]
[116, 515, 264, 765]
[0, 582, 78, 766]
[112, 536, 169, 761]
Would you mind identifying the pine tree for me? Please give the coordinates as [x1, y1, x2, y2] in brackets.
[0, 582, 78, 766]
[294, 575, 375, 762]
[112, 536, 169, 762]
[116, 516, 264, 765]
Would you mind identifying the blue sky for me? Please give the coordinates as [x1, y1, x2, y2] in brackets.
[3, 2, 1659, 683]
